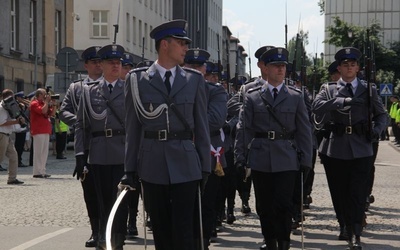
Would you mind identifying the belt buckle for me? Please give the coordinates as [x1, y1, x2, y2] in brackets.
[105, 129, 113, 137]
[345, 126, 352, 134]
[158, 130, 167, 141]
[267, 131, 275, 140]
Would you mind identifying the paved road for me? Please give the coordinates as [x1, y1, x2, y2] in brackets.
[0, 140, 399, 250]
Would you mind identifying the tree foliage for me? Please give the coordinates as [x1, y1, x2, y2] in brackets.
[324, 16, 400, 94]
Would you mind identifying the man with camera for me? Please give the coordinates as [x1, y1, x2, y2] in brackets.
[0, 89, 24, 185]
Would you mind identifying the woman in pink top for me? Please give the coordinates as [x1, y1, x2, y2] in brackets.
[29, 88, 56, 178]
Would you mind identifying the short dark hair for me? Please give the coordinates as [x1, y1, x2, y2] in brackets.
[1, 89, 13, 99]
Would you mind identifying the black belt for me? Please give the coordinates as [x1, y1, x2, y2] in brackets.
[92, 129, 125, 138]
[0, 132, 10, 136]
[331, 123, 367, 136]
[254, 131, 294, 140]
[210, 130, 220, 137]
[144, 130, 193, 141]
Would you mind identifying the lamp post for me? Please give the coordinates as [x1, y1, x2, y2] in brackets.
[320, 52, 324, 67]
[347, 29, 353, 46]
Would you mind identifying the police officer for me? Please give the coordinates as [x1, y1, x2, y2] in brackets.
[75, 44, 128, 250]
[224, 47, 274, 249]
[312, 47, 387, 249]
[121, 20, 210, 250]
[184, 48, 228, 249]
[235, 47, 312, 250]
[120, 53, 135, 80]
[59, 46, 102, 248]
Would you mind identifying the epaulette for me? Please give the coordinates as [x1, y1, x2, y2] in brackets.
[87, 80, 100, 86]
[206, 81, 223, 87]
[288, 85, 302, 93]
[248, 86, 262, 93]
[183, 67, 202, 75]
[131, 66, 149, 73]
[73, 79, 84, 83]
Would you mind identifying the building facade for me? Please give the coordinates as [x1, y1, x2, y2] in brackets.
[324, 0, 400, 61]
[0, 0, 73, 94]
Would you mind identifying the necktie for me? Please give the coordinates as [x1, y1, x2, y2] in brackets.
[108, 84, 113, 94]
[164, 71, 172, 94]
[346, 83, 354, 97]
[273, 88, 278, 100]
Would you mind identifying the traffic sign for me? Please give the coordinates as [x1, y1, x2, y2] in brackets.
[380, 83, 393, 96]
[56, 47, 79, 72]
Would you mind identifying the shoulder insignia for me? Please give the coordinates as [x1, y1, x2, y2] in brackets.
[183, 67, 202, 75]
[287, 85, 302, 93]
[132, 66, 149, 72]
[248, 86, 262, 93]
[87, 80, 100, 86]
[73, 79, 84, 83]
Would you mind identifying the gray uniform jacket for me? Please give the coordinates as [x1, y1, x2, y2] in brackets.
[59, 77, 98, 150]
[312, 79, 387, 160]
[206, 81, 228, 170]
[124, 64, 211, 185]
[235, 83, 313, 172]
[75, 79, 126, 165]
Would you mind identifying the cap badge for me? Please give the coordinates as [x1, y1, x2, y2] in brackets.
[278, 48, 283, 54]
[345, 48, 351, 54]
[194, 50, 199, 58]
[112, 45, 117, 51]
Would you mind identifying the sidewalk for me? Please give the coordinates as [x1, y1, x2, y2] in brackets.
[0, 140, 399, 249]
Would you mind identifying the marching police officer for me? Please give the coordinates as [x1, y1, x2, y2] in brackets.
[184, 48, 228, 249]
[120, 53, 135, 80]
[121, 20, 210, 250]
[312, 47, 387, 249]
[59, 46, 102, 248]
[235, 47, 312, 250]
[75, 44, 128, 249]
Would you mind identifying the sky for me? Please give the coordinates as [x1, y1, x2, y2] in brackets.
[223, 0, 325, 76]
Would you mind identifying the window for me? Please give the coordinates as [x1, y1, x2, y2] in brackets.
[150, 25, 153, 52]
[139, 20, 142, 47]
[91, 10, 108, 38]
[144, 23, 148, 49]
[126, 13, 130, 42]
[132, 17, 136, 45]
[29, 0, 36, 55]
[11, 0, 18, 50]
[55, 10, 61, 54]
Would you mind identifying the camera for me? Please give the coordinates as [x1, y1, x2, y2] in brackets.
[45, 86, 60, 100]
[2, 96, 28, 128]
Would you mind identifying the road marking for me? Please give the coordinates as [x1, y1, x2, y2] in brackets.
[9, 228, 73, 250]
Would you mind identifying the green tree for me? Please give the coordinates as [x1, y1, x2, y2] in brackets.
[324, 16, 400, 94]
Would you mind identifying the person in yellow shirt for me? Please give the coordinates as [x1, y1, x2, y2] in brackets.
[54, 103, 69, 159]
[389, 95, 399, 145]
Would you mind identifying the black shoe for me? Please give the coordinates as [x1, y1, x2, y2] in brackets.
[33, 174, 51, 178]
[85, 234, 98, 247]
[226, 213, 236, 225]
[126, 225, 138, 238]
[241, 203, 251, 214]
[7, 179, 24, 185]
[18, 163, 28, 168]
[0, 165, 7, 171]
[56, 155, 67, 159]
[369, 195, 375, 204]
[350, 235, 362, 250]
[259, 243, 267, 250]
[338, 226, 349, 241]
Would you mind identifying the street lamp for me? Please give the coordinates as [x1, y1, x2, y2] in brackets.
[320, 52, 324, 67]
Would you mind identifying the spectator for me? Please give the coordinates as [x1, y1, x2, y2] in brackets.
[54, 103, 68, 159]
[0, 89, 24, 184]
[29, 88, 56, 178]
